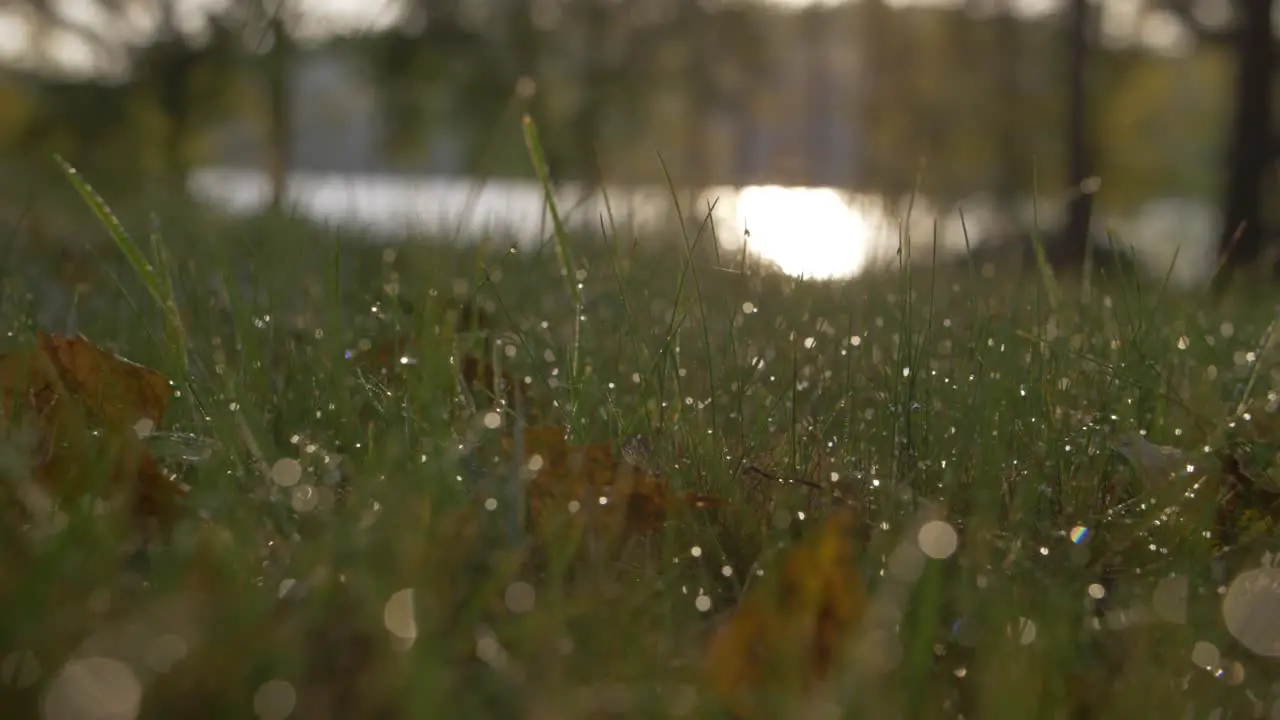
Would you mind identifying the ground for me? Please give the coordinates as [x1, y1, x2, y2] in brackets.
[3, 186, 1280, 719]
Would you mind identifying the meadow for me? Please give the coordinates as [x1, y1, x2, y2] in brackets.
[3, 163, 1280, 720]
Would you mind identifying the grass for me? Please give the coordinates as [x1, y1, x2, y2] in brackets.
[3, 169, 1280, 719]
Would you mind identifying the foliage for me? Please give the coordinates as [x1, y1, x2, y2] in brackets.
[0, 2, 1239, 211]
[5, 167, 1280, 717]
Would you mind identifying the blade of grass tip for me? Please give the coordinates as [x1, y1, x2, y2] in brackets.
[705, 198, 723, 266]
[1233, 305, 1280, 418]
[654, 153, 700, 438]
[148, 213, 190, 374]
[521, 115, 577, 297]
[521, 113, 582, 428]
[1027, 160, 1062, 312]
[450, 94, 522, 245]
[1082, 222, 1095, 302]
[56, 156, 188, 371]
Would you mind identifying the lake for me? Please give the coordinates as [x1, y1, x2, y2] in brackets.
[189, 166, 1221, 288]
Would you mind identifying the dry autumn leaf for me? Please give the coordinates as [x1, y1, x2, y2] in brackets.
[504, 425, 718, 543]
[705, 508, 868, 716]
[0, 332, 182, 538]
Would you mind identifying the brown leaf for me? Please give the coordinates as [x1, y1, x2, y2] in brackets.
[0, 333, 182, 538]
[35, 333, 171, 428]
[705, 508, 868, 715]
[504, 426, 718, 541]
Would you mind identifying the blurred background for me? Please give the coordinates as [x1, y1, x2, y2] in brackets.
[0, 0, 1272, 287]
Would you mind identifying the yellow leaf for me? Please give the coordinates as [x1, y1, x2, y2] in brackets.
[706, 508, 868, 715]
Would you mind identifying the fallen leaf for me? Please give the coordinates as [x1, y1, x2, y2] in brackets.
[0, 332, 182, 538]
[504, 425, 718, 542]
[705, 508, 868, 716]
[34, 333, 171, 429]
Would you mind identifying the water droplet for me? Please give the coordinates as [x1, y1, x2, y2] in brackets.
[1191, 640, 1220, 670]
[1223, 567, 1280, 657]
[271, 458, 302, 487]
[43, 656, 141, 720]
[383, 588, 417, 641]
[504, 582, 536, 614]
[253, 679, 297, 720]
[917, 521, 958, 559]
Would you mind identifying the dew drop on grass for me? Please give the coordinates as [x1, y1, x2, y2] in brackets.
[1069, 526, 1089, 544]
[1223, 567, 1280, 657]
[1015, 617, 1037, 645]
[290, 485, 319, 512]
[271, 458, 302, 487]
[131, 418, 154, 439]
[690, 546, 702, 558]
[142, 634, 188, 673]
[1087, 583, 1106, 599]
[475, 633, 507, 669]
[888, 543, 925, 582]
[1191, 641, 1220, 670]
[504, 582, 536, 614]
[917, 521, 958, 560]
[695, 595, 712, 612]
[43, 656, 141, 720]
[253, 679, 297, 720]
[483, 412, 502, 429]
[383, 589, 418, 644]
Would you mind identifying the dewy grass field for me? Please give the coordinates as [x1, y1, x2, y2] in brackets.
[6, 158, 1280, 720]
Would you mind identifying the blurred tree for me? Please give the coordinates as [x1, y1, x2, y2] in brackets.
[565, 0, 609, 189]
[265, 0, 294, 212]
[134, 2, 241, 196]
[992, 0, 1028, 229]
[1159, 0, 1278, 288]
[677, 1, 767, 189]
[369, 0, 510, 173]
[1210, 0, 1276, 292]
[1095, 48, 1231, 209]
[1052, 0, 1098, 267]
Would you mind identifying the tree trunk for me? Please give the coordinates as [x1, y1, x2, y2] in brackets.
[154, 0, 192, 197]
[994, 0, 1023, 239]
[1054, 0, 1094, 267]
[266, 5, 292, 213]
[573, 0, 607, 190]
[1213, 0, 1275, 293]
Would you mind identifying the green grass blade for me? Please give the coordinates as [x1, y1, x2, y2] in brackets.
[56, 155, 188, 372]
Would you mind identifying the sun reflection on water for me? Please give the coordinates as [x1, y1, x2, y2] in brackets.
[190, 167, 1219, 287]
[722, 185, 870, 279]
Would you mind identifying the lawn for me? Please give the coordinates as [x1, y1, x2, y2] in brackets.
[3, 169, 1280, 720]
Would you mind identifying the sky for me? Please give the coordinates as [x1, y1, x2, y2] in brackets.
[0, 0, 1206, 78]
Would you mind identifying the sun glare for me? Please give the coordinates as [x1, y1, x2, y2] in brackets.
[730, 185, 870, 280]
